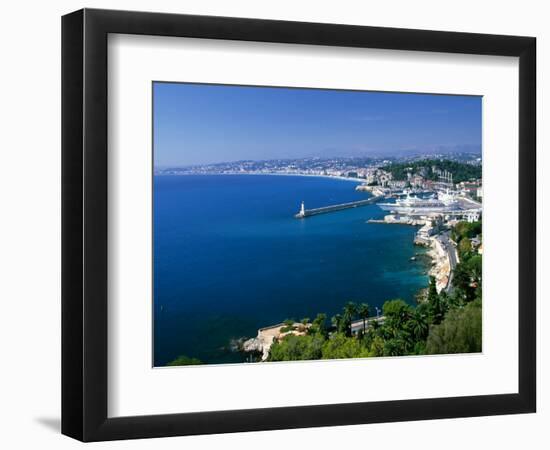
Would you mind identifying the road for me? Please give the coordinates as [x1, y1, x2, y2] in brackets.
[350, 316, 385, 334]
[437, 231, 458, 292]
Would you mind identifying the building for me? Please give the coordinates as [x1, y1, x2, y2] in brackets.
[388, 180, 407, 189]
[377, 172, 392, 187]
[416, 214, 443, 242]
[465, 210, 481, 223]
[411, 175, 424, 188]
[477, 186, 483, 198]
[458, 180, 482, 198]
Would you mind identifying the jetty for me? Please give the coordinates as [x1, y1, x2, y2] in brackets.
[295, 196, 382, 219]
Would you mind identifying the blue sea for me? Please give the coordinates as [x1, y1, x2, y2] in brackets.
[153, 175, 429, 365]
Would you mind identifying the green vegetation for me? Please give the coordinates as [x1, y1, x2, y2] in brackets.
[268, 221, 482, 362]
[269, 334, 326, 361]
[310, 313, 328, 337]
[426, 300, 482, 354]
[357, 303, 370, 334]
[382, 159, 481, 184]
[451, 221, 482, 245]
[322, 333, 371, 359]
[280, 318, 297, 333]
[451, 220, 482, 304]
[166, 355, 203, 366]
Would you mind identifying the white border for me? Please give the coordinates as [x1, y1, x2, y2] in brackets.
[107, 34, 519, 417]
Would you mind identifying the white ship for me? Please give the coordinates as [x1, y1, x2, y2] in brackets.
[378, 190, 459, 214]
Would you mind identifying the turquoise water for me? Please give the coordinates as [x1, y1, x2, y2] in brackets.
[153, 175, 429, 365]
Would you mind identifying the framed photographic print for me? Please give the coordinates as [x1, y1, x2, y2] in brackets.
[61, 8, 536, 441]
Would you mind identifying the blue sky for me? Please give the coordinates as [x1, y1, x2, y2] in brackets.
[153, 82, 481, 167]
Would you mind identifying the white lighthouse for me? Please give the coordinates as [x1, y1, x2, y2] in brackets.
[298, 201, 306, 218]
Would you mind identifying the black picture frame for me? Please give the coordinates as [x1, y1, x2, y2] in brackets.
[62, 8, 536, 442]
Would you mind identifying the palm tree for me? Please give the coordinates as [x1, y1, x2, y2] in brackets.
[331, 314, 342, 333]
[342, 302, 357, 336]
[384, 337, 407, 357]
[358, 303, 370, 334]
[312, 313, 327, 337]
[409, 309, 429, 341]
[369, 318, 380, 331]
[343, 302, 357, 318]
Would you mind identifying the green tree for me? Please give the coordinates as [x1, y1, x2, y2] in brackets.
[382, 159, 481, 184]
[383, 337, 408, 357]
[379, 299, 414, 352]
[166, 355, 203, 366]
[357, 303, 370, 334]
[383, 299, 412, 330]
[427, 276, 445, 324]
[311, 313, 328, 337]
[455, 221, 482, 240]
[465, 254, 482, 284]
[412, 340, 427, 355]
[369, 318, 380, 331]
[458, 237, 472, 257]
[368, 335, 385, 357]
[342, 302, 358, 337]
[269, 334, 325, 361]
[331, 314, 343, 333]
[321, 333, 369, 360]
[426, 300, 482, 354]
[452, 255, 481, 304]
[408, 308, 429, 341]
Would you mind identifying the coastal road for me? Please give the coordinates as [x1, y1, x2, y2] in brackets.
[438, 232, 458, 292]
[350, 316, 385, 334]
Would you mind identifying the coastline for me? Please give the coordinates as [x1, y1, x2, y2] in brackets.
[154, 171, 367, 184]
[370, 214, 457, 293]
[426, 236, 452, 293]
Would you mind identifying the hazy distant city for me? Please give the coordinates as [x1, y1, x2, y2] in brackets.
[155, 152, 481, 178]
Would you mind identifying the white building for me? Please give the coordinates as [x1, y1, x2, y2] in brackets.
[465, 210, 481, 223]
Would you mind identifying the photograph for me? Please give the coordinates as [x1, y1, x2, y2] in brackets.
[1, 2, 541, 447]
[153, 82, 483, 367]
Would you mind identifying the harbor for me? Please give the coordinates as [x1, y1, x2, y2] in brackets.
[295, 181, 481, 222]
[293, 182, 481, 294]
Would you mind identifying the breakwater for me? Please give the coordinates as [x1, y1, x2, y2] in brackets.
[295, 196, 382, 218]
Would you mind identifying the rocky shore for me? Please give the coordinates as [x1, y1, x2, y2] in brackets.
[241, 322, 310, 361]
[421, 236, 451, 292]
[369, 214, 452, 293]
